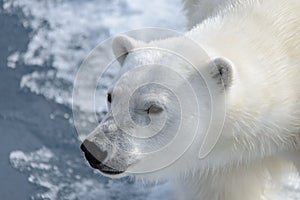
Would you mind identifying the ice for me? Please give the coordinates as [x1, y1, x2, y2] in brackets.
[10, 147, 54, 169]
[9, 147, 173, 200]
[2, 0, 186, 111]
[7, 52, 20, 68]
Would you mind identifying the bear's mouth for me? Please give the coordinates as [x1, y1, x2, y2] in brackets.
[82, 147, 124, 175]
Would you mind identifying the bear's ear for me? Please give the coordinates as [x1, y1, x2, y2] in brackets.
[112, 34, 143, 65]
[211, 57, 234, 89]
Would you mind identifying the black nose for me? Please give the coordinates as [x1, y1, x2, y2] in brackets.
[80, 140, 108, 165]
[80, 140, 124, 175]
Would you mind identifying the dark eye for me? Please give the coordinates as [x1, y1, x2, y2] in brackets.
[107, 93, 112, 103]
[146, 104, 163, 114]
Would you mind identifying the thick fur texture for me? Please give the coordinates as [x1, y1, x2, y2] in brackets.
[179, 0, 300, 199]
[182, 0, 237, 29]
[83, 1, 300, 200]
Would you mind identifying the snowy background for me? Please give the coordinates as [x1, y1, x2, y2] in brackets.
[0, 0, 299, 199]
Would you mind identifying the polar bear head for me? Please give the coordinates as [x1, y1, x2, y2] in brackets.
[80, 34, 234, 180]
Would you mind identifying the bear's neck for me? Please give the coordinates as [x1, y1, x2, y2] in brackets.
[177, 157, 290, 200]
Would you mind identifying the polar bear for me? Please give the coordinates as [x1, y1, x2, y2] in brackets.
[80, 0, 300, 199]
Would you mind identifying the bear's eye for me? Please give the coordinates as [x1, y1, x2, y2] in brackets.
[107, 93, 112, 103]
[146, 104, 163, 114]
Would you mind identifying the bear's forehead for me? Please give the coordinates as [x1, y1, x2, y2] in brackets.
[123, 49, 194, 76]
[124, 50, 164, 68]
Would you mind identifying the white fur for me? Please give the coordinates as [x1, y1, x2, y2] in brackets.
[86, 0, 300, 199]
[182, 0, 240, 29]
[133, 0, 300, 198]
[177, 0, 300, 199]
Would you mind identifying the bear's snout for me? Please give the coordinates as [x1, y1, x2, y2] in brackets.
[80, 140, 124, 175]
